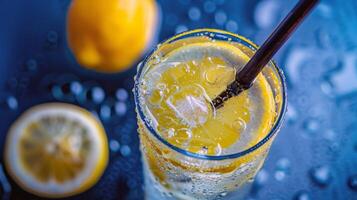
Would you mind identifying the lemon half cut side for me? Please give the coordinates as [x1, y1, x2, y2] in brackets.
[4, 103, 108, 198]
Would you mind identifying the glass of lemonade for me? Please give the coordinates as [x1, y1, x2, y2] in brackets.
[134, 29, 287, 200]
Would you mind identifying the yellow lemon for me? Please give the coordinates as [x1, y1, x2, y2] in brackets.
[67, 0, 158, 73]
[4, 103, 109, 198]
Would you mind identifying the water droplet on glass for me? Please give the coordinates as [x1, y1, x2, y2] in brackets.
[188, 7, 201, 21]
[109, 140, 120, 152]
[225, 20, 238, 32]
[115, 102, 127, 116]
[175, 25, 188, 34]
[120, 145, 131, 157]
[254, 0, 281, 29]
[203, 1, 216, 13]
[347, 175, 357, 191]
[293, 190, 310, 200]
[116, 88, 129, 101]
[214, 11, 227, 25]
[47, 30, 58, 43]
[219, 192, 227, 197]
[26, 59, 37, 71]
[6, 96, 18, 110]
[316, 3, 332, 18]
[309, 166, 332, 187]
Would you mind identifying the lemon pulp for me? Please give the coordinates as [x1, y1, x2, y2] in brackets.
[143, 41, 277, 156]
[4, 103, 108, 198]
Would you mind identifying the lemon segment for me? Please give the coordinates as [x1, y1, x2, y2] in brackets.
[4, 103, 108, 198]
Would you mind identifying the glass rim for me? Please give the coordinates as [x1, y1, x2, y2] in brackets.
[134, 28, 287, 161]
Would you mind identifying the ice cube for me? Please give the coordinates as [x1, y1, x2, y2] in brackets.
[166, 85, 213, 127]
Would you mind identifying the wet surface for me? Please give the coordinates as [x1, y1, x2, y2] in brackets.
[0, 0, 356, 199]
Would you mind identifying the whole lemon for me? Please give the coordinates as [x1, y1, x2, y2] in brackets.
[67, 0, 158, 73]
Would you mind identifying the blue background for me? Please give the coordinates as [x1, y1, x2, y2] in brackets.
[0, 0, 356, 199]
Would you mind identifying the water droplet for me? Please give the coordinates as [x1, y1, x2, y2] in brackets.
[316, 3, 332, 18]
[320, 80, 334, 96]
[120, 145, 131, 157]
[303, 118, 320, 134]
[309, 166, 332, 187]
[274, 170, 286, 181]
[254, 0, 281, 29]
[214, 11, 227, 25]
[293, 190, 310, 200]
[26, 59, 37, 71]
[203, 1, 216, 13]
[188, 7, 201, 21]
[225, 20, 238, 32]
[100, 104, 111, 120]
[6, 96, 18, 110]
[323, 129, 336, 141]
[116, 88, 129, 101]
[276, 158, 291, 171]
[175, 25, 188, 34]
[255, 169, 269, 186]
[347, 175, 357, 191]
[109, 140, 120, 152]
[47, 30, 58, 43]
[91, 86, 105, 104]
[70, 81, 82, 96]
[219, 192, 227, 197]
[115, 102, 127, 116]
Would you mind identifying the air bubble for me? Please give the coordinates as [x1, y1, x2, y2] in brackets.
[109, 140, 120, 152]
[254, 0, 281, 29]
[255, 169, 269, 186]
[347, 175, 357, 191]
[274, 170, 286, 181]
[188, 7, 201, 21]
[232, 118, 247, 133]
[309, 166, 332, 187]
[303, 118, 320, 134]
[6, 96, 18, 110]
[116, 88, 129, 101]
[120, 145, 131, 157]
[276, 158, 291, 171]
[214, 11, 227, 25]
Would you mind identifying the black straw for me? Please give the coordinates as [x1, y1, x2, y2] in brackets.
[212, 0, 319, 109]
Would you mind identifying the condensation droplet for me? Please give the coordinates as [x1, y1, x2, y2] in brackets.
[293, 190, 310, 200]
[175, 25, 188, 34]
[115, 102, 127, 116]
[109, 140, 120, 152]
[120, 145, 131, 157]
[188, 7, 201, 21]
[214, 11, 227, 25]
[116, 88, 129, 101]
[91, 86, 105, 104]
[100, 104, 111, 120]
[347, 175, 357, 191]
[6, 96, 18, 110]
[225, 20, 238, 32]
[309, 166, 332, 187]
[70, 81, 83, 96]
[203, 1, 216, 13]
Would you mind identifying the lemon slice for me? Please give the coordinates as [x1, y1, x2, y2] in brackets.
[4, 103, 108, 198]
[146, 41, 276, 155]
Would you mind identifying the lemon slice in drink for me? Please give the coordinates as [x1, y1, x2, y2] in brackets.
[4, 103, 108, 198]
[147, 41, 276, 155]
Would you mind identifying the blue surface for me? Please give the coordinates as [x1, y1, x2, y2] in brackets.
[0, 0, 356, 199]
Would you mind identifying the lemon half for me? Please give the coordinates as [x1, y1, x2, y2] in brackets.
[4, 103, 108, 198]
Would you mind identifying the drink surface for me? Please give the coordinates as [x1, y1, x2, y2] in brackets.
[141, 40, 277, 156]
